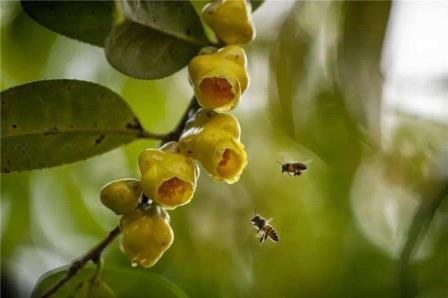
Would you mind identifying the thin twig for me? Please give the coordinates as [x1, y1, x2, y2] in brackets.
[139, 97, 199, 142]
[41, 226, 121, 298]
[138, 130, 171, 140]
[398, 183, 448, 298]
[41, 97, 199, 297]
[162, 97, 200, 143]
[90, 255, 104, 283]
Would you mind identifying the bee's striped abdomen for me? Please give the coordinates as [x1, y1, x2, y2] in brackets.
[268, 227, 279, 242]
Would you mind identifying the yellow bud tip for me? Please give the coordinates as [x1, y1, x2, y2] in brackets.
[217, 148, 242, 178]
[200, 77, 235, 107]
[158, 177, 192, 206]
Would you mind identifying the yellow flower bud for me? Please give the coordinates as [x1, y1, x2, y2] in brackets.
[203, 0, 255, 45]
[120, 206, 173, 268]
[215, 45, 248, 68]
[184, 109, 241, 140]
[100, 178, 141, 215]
[138, 148, 199, 209]
[181, 128, 247, 184]
[189, 46, 249, 112]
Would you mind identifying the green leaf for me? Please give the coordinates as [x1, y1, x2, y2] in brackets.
[73, 279, 115, 298]
[105, 20, 201, 80]
[119, 0, 208, 46]
[1, 80, 145, 173]
[106, 0, 209, 79]
[21, 0, 116, 47]
[32, 266, 187, 298]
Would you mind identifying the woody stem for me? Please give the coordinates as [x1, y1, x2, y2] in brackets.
[41, 97, 199, 297]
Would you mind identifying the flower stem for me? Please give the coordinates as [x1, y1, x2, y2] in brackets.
[41, 97, 199, 297]
[41, 225, 121, 298]
[139, 130, 171, 140]
[162, 97, 200, 144]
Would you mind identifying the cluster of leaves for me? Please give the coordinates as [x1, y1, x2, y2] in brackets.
[22, 0, 207, 79]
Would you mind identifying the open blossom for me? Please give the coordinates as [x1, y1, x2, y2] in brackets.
[188, 45, 249, 112]
[180, 110, 247, 184]
[138, 144, 199, 210]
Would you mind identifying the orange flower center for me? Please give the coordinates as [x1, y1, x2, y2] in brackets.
[200, 77, 234, 106]
[217, 149, 240, 178]
[158, 177, 190, 205]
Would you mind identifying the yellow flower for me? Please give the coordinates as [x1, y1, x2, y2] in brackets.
[138, 144, 199, 209]
[100, 178, 141, 215]
[203, 0, 255, 45]
[189, 45, 249, 112]
[180, 111, 247, 184]
[184, 109, 241, 139]
[216, 45, 248, 68]
[120, 205, 173, 268]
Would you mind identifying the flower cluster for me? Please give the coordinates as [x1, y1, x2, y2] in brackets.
[100, 0, 255, 268]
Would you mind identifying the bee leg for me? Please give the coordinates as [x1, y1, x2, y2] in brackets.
[263, 230, 270, 242]
[259, 232, 265, 244]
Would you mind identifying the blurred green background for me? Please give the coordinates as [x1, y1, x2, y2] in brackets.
[2, 1, 448, 297]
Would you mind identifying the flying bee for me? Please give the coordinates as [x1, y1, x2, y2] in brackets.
[277, 161, 308, 176]
[250, 214, 279, 243]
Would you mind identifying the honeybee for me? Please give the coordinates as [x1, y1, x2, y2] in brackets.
[250, 214, 279, 243]
[277, 161, 308, 176]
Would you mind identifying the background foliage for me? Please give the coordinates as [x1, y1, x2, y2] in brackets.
[2, 1, 448, 297]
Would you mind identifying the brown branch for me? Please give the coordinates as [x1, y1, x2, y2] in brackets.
[138, 97, 199, 141]
[41, 97, 199, 297]
[162, 97, 200, 144]
[41, 226, 121, 298]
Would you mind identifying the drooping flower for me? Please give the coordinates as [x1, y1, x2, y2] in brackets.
[138, 143, 199, 209]
[189, 45, 249, 112]
[180, 110, 247, 184]
[120, 205, 173, 268]
[203, 0, 255, 45]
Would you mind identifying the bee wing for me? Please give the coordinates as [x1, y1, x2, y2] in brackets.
[302, 159, 313, 166]
[266, 218, 274, 224]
